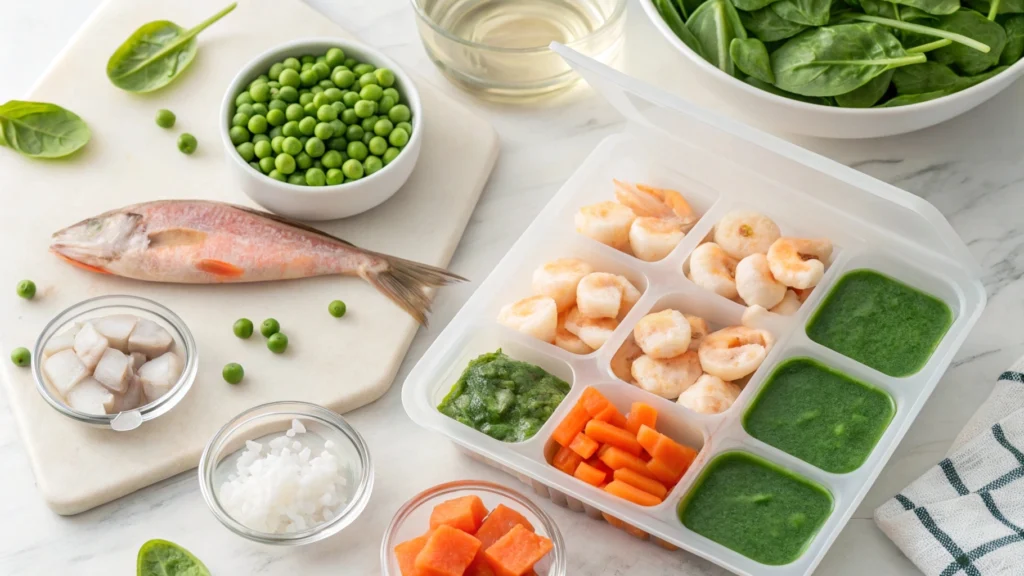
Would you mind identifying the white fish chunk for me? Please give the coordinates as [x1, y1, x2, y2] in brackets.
[43, 349, 90, 396]
[128, 319, 173, 358]
[66, 377, 116, 415]
[111, 377, 145, 413]
[93, 348, 132, 393]
[43, 332, 75, 358]
[138, 352, 183, 401]
[73, 322, 109, 370]
[131, 352, 147, 371]
[92, 314, 138, 352]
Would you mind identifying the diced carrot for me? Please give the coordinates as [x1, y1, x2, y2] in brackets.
[484, 524, 554, 576]
[568, 433, 599, 459]
[601, 512, 625, 529]
[625, 402, 658, 436]
[429, 495, 490, 534]
[651, 435, 698, 471]
[647, 458, 685, 486]
[623, 523, 650, 540]
[415, 525, 482, 576]
[552, 445, 583, 475]
[579, 387, 612, 417]
[636, 424, 661, 456]
[592, 404, 628, 428]
[466, 557, 497, 576]
[585, 420, 643, 456]
[475, 504, 535, 549]
[655, 539, 680, 551]
[613, 467, 668, 499]
[551, 402, 591, 447]
[599, 446, 657, 479]
[604, 480, 663, 507]
[586, 457, 614, 477]
[573, 461, 607, 486]
[395, 534, 430, 576]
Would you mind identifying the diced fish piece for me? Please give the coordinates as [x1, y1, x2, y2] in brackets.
[92, 314, 138, 352]
[138, 352, 183, 401]
[131, 352, 147, 371]
[110, 377, 145, 413]
[128, 319, 173, 358]
[66, 377, 116, 415]
[43, 349, 90, 396]
[93, 348, 131, 393]
[43, 332, 76, 358]
[73, 322, 109, 370]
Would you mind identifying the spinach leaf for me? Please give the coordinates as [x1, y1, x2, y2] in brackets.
[772, 23, 926, 95]
[931, 9, 1007, 73]
[884, 63, 1007, 102]
[0, 101, 90, 159]
[999, 15, 1024, 63]
[655, 0, 707, 56]
[735, 0, 784, 13]
[891, 60, 964, 91]
[107, 3, 236, 93]
[878, 89, 952, 104]
[731, 38, 778, 81]
[687, 0, 748, 74]
[772, 0, 834, 26]
[964, 0, 1024, 14]
[743, 76, 838, 102]
[679, 0, 712, 18]
[742, 6, 812, 39]
[835, 69, 895, 104]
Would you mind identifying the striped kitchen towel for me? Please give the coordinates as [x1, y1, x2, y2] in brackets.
[875, 360, 1024, 576]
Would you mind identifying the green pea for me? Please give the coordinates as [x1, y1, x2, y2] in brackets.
[10, 347, 30, 367]
[282, 121, 300, 138]
[268, 99, 287, 111]
[255, 140, 273, 159]
[360, 115, 378, 133]
[373, 118, 394, 137]
[282, 136, 303, 156]
[260, 318, 281, 338]
[222, 363, 244, 384]
[298, 117, 317, 136]
[382, 147, 401, 165]
[328, 300, 347, 317]
[378, 95, 395, 115]
[16, 280, 35, 299]
[347, 140, 368, 161]
[250, 82, 270, 103]
[233, 318, 254, 338]
[299, 136, 309, 145]
[326, 168, 345, 185]
[236, 91, 254, 106]
[328, 136, 348, 152]
[316, 55, 327, 64]
[315, 105, 337, 122]
[301, 62, 313, 72]
[256, 73, 270, 83]
[266, 108, 286, 127]
[155, 109, 176, 129]
[313, 92, 330, 109]
[368, 136, 388, 156]
[275, 153, 296, 175]
[396, 121, 413, 135]
[178, 133, 198, 155]
[353, 63, 376, 76]
[312, 62, 331, 80]
[299, 92, 315, 106]
[285, 103, 304, 122]
[296, 151, 313, 170]
[278, 86, 299, 103]
[364, 155, 384, 175]
[342, 91, 361, 107]
[286, 173, 304, 185]
[267, 332, 289, 354]
[259, 156, 276, 174]
[343, 57, 358, 69]
[383, 87, 400, 103]
[314, 122, 334, 140]
[361, 132, 372, 146]
[345, 124, 364, 141]
[229, 126, 249, 145]
[305, 137, 326, 158]
[248, 115, 268, 134]
[283, 57, 301, 71]
[375, 68, 396, 88]
[249, 161, 261, 171]
[326, 47, 346, 68]
[329, 118, 346, 135]
[322, 150, 344, 169]
[332, 68, 356, 88]
[303, 102, 318, 116]
[325, 88, 344, 103]
[271, 135, 286, 154]
[331, 101, 346, 115]
[360, 85, 384, 104]
[301, 55, 316, 65]
[232, 112, 250, 128]
[237, 103, 255, 116]
[300, 69, 318, 87]
[305, 167, 326, 186]
[389, 104, 411, 123]
[268, 125, 283, 140]
[359, 72, 378, 88]
[311, 87, 325, 96]
[389, 127, 409, 147]
[269, 170, 287, 182]
[341, 109, 359, 125]
[342, 158, 364, 179]
[253, 133, 271, 144]
[236, 142, 255, 161]
[313, 159, 324, 171]
[269, 62, 285, 80]
[354, 100, 377, 119]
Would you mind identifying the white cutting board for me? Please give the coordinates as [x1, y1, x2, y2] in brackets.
[0, 0, 497, 515]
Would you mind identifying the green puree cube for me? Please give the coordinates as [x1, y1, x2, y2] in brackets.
[743, 358, 895, 473]
[680, 452, 833, 566]
[806, 269, 953, 377]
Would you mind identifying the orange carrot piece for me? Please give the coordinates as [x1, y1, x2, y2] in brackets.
[655, 539, 680, 551]
[552, 445, 583, 475]
[651, 435, 698, 471]
[466, 557, 497, 576]
[604, 480, 663, 507]
[429, 495, 490, 534]
[551, 402, 591, 447]
[586, 457, 614, 477]
[579, 387, 612, 417]
[636, 424, 661, 456]
[601, 512, 626, 529]
[475, 504, 535, 549]
[613, 468, 669, 499]
[599, 446, 657, 478]
[647, 458, 685, 486]
[573, 461, 607, 486]
[415, 525, 482, 576]
[592, 404, 628, 428]
[395, 534, 430, 576]
[568, 433, 599, 459]
[585, 420, 643, 456]
[623, 523, 650, 540]
[484, 524, 554, 576]
[625, 403, 658, 436]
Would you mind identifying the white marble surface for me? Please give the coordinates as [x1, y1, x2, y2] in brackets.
[2, 0, 1023, 574]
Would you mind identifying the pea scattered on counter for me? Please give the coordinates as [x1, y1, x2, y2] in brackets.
[178, 133, 198, 155]
[233, 318, 254, 339]
[222, 363, 244, 384]
[16, 279, 36, 300]
[267, 332, 288, 354]
[328, 300, 347, 318]
[10, 347, 30, 367]
[155, 109, 176, 129]
[260, 318, 280, 338]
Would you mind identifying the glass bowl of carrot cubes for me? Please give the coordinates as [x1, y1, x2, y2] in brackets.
[381, 480, 566, 576]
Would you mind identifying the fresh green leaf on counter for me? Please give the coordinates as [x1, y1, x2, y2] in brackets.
[137, 539, 211, 576]
[0, 101, 90, 158]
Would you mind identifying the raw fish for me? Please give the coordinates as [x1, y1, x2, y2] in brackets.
[128, 319, 172, 358]
[111, 377, 145, 413]
[73, 322, 109, 370]
[93, 348, 131, 393]
[43, 349, 89, 396]
[43, 324, 80, 358]
[66, 377, 115, 414]
[137, 352, 183, 401]
[92, 314, 138, 351]
[130, 352, 147, 371]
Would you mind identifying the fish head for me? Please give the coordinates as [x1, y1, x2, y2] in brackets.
[50, 211, 145, 272]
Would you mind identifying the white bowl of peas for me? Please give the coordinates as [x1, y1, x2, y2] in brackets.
[221, 38, 422, 221]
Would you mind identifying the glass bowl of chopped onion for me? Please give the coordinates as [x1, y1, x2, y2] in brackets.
[198, 401, 374, 545]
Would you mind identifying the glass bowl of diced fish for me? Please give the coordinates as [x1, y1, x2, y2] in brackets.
[198, 401, 374, 546]
[31, 294, 198, 432]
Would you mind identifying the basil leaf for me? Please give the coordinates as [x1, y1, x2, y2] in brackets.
[772, 0, 834, 26]
[731, 38, 778, 81]
[688, 0, 749, 74]
[741, 7, 812, 40]
[999, 15, 1024, 63]
[0, 100, 90, 159]
[931, 9, 1007, 74]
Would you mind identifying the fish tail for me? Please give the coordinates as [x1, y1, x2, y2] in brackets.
[359, 254, 467, 326]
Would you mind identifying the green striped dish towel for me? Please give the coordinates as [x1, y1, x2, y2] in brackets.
[875, 363, 1024, 576]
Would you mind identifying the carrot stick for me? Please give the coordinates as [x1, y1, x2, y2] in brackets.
[647, 457, 685, 486]
[551, 402, 591, 447]
[573, 461, 607, 487]
[552, 445, 583, 475]
[636, 424, 661, 456]
[605, 480, 663, 506]
[585, 420, 643, 456]
[599, 446, 657, 478]
[579, 387, 612, 417]
[592, 404, 628, 429]
[568, 433, 599, 459]
[613, 468, 668, 499]
[625, 402, 658, 435]
[651, 435, 698, 471]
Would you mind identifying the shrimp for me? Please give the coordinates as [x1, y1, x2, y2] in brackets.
[713, 211, 781, 260]
[532, 258, 594, 312]
[770, 290, 801, 315]
[630, 351, 702, 399]
[611, 337, 644, 383]
[741, 305, 768, 328]
[614, 180, 699, 230]
[633, 309, 691, 359]
[735, 253, 787, 309]
[575, 201, 636, 252]
[554, 317, 594, 355]
[497, 295, 558, 343]
[685, 314, 709, 351]
[698, 326, 774, 381]
[766, 237, 833, 289]
[794, 287, 813, 302]
[688, 242, 739, 300]
[629, 217, 684, 262]
[577, 273, 641, 320]
[677, 374, 742, 415]
[564, 306, 618, 350]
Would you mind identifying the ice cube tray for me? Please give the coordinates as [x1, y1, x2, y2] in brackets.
[402, 46, 986, 576]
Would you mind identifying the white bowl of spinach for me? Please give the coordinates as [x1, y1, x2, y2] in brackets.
[644, 0, 1024, 138]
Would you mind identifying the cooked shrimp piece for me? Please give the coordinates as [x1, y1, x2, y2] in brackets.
[685, 315, 710, 351]
[794, 287, 813, 302]
[688, 242, 739, 300]
[575, 201, 636, 251]
[631, 351, 702, 399]
[771, 290, 801, 315]
[677, 374, 742, 415]
[634, 309, 691, 359]
[618, 276, 642, 319]
[713, 211, 781, 260]
[533, 258, 594, 312]
[629, 217, 684, 262]
[611, 337, 644, 382]
[767, 237, 833, 289]
[735, 253, 787, 309]
[577, 273, 641, 320]
[741, 305, 769, 328]
[698, 326, 774, 381]
[563, 306, 618, 350]
[497, 296, 558, 343]
[614, 180, 699, 230]
[554, 313, 594, 355]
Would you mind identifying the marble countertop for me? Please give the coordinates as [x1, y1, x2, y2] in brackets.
[2, 0, 1022, 574]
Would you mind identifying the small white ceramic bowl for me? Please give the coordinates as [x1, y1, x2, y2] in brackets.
[639, 2, 1024, 139]
[221, 38, 422, 220]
